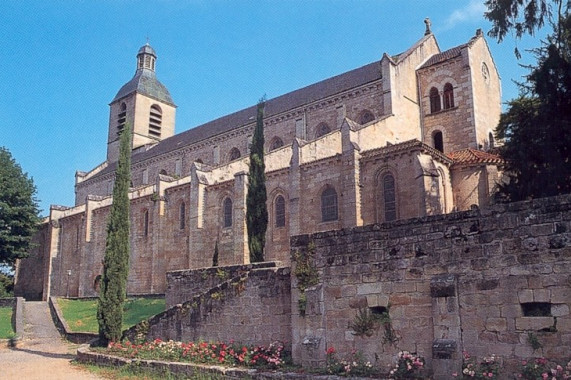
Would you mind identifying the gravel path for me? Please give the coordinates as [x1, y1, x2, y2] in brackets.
[0, 301, 102, 380]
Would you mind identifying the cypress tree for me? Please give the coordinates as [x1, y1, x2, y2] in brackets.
[97, 123, 131, 345]
[246, 98, 268, 263]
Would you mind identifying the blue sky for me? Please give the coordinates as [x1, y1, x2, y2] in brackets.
[0, 0, 547, 215]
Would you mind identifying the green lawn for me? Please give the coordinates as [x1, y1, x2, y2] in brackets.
[0, 306, 14, 338]
[58, 297, 165, 333]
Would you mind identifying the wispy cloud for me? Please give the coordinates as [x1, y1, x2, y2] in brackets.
[443, 0, 487, 30]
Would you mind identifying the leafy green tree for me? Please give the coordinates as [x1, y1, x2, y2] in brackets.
[246, 98, 268, 263]
[97, 124, 132, 344]
[0, 147, 40, 270]
[493, 9, 571, 201]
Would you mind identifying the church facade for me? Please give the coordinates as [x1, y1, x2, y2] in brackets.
[16, 25, 503, 301]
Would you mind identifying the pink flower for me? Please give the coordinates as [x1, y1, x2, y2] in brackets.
[489, 373, 494, 377]
[452, 372, 458, 377]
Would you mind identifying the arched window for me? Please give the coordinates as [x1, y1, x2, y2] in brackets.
[269, 137, 284, 151]
[159, 169, 168, 175]
[443, 83, 454, 109]
[429, 87, 441, 113]
[179, 202, 186, 230]
[383, 174, 397, 222]
[359, 110, 375, 125]
[229, 147, 241, 161]
[433, 131, 444, 153]
[149, 104, 162, 138]
[143, 210, 149, 237]
[488, 132, 495, 149]
[275, 195, 286, 227]
[117, 103, 127, 136]
[315, 123, 331, 138]
[223, 198, 232, 228]
[321, 187, 338, 222]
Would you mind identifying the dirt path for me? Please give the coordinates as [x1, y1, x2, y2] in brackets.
[0, 301, 102, 380]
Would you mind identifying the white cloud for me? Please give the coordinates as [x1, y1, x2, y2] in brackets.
[443, 0, 487, 30]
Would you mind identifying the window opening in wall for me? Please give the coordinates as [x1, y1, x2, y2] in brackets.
[149, 104, 162, 139]
[370, 306, 388, 315]
[179, 202, 186, 230]
[315, 123, 331, 138]
[143, 210, 149, 237]
[383, 174, 397, 222]
[429, 87, 441, 113]
[521, 302, 552, 317]
[359, 110, 375, 125]
[275, 195, 286, 227]
[433, 131, 444, 153]
[117, 103, 127, 136]
[229, 147, 241, 161]
[321, 187, 338, 222]
[223, 198, 232, 228]
[269, 137, 284, 151]
[489, 132, 495, 149]
[443, 83, 454, 109]
[142, 169, 148, 185]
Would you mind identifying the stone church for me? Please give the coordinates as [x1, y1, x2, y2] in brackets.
[16, 24, 503, 301]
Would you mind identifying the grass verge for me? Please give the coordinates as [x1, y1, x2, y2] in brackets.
[58, 297, 165, 333]
[0, 306, 14, 338]
[75, 362, 237, 380]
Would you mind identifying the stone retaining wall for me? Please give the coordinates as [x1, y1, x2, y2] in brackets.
[166, 262, 278, 308]
[291, 194, 571, 377]
[127, 266, 292, 348]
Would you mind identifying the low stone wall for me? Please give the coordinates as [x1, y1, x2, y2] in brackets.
[76, 345, 373, 379]
[49, 297, 98, 344]
[127, 265, 291, 348]
[291, 194, 571, 377]
[166, 262, 279, 308]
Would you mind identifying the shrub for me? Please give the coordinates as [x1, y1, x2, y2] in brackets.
[325, 346, 378, 377]
[453, 351, 500, 379]
[519, 357, 571, 379]
[389, 350, 426, 379]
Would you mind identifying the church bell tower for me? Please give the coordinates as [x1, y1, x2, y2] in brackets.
[106, 43, 177, 162]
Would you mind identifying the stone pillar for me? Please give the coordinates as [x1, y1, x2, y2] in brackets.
[340, 119, 363, 228]
[288, 139, 302, 237]
[430, 274, 462, 379]
[189, 163, 210, 268]
[233, 171, 249, 264]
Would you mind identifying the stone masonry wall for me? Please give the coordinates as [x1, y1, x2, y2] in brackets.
[127, 263, 291, 349]
[290, 194, 571, 377]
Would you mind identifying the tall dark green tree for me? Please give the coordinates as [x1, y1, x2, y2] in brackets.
[0, 147, 40, 270]
[486, 2, 571, 201]
[97, 124, 132, 344]
[485, 0, 569, 57]
[246, 98, 268, 263]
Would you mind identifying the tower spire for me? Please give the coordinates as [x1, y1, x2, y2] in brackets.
[137, 43, 156, 72]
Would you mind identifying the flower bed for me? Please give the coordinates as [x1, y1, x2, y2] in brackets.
[98, 339, 288, 370]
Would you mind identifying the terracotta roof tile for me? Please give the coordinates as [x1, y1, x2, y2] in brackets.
[448, 148, 503, 165]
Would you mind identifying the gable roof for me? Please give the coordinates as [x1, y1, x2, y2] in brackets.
[418, 45, 465, 69]
[134, 60, 383, 162]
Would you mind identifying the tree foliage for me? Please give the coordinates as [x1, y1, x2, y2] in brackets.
[494, 12, 571, 200]
[97, 124, 132, 344]
[0, 147, 40, 270]
[485, 0, 570, 57]
[246, 98, 268, 263]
